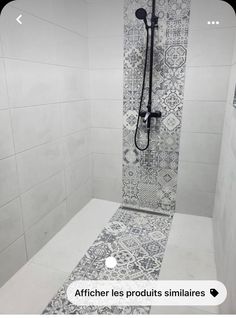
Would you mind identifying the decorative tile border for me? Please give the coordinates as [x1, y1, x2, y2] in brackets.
[43, 208, 172, 314]
[122, 0, 191, 215]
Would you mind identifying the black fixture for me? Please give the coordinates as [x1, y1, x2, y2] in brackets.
[134, 0, 162, 151]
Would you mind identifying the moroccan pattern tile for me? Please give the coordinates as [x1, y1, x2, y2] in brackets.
[123, 0, 191, 215]
[43, 208, 172, 314]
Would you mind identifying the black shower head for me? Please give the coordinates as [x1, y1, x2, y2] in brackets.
[135, 8, 147, 21]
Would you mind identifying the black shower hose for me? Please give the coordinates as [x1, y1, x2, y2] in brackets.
[134, 27, 150, 151]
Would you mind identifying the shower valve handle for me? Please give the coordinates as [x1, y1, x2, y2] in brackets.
[139, 110, 162, 123]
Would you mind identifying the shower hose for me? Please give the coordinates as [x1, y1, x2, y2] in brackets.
[134, 27, 150, 151]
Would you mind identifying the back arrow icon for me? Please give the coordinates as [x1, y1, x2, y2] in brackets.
[16, 14, 22, 24]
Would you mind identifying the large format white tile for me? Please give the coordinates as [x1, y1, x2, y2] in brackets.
[177, 161, 218, 193]
[53, 25, 88, 67]
[93, 153, 122, 179]
[184, 66, 230, 101]
[176, 187, 215, 217]
[89, 69, 123, 100]
[0, 156, 19, 207]
[62, 100, 90, 136]
[65, 155, 91, 195]
[63, 129, 90, 165]
[0, 110, 14, 159]
[179, 132, 222, 164]
[91, 100, 123, 129]
[5, 59, 88, 107]
[0, 59, 8, 109]
[167, 213, 214, 254]
[190, 0, 236, 29]
[0, 236, 27, 287]
[25, 201, 67, 258]
[0, 262, 67, 314]
[88, 0, 124, 37]
[187, 27, 235, 66]
[21, 172, 66, 230]
[91, 128, 122, 154]
[11, 105, 62, 153]
[181, 101, 225, 133]
[16, 141, 64, 193]
[0, 6, 56, 64]
[93, 177, 122, 203]
[11, 0, 88, 36]
[66, 179, 92, 219]
[31, 199, 118, 274]
[52, 0, 88, 36]
[89, 36, 123, 69]
[0, 199, 23, 253]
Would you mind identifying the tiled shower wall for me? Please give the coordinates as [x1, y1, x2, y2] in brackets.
[122, 0, 191, 214]
[213, 12, 236, 313]
[176, 0, 235, 217]
[0, 0, 91, 286]
[88, 0, 124, 203]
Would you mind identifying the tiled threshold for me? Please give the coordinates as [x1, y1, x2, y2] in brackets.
[0, 199, 218, 314]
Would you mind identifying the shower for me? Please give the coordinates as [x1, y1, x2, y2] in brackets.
[134, 0, 162, 151]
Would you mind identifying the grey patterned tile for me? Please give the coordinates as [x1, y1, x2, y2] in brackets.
[122, 0, 190, 215]
[43, 208, 172, 314]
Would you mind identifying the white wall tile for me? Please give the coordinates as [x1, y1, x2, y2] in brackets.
[0, 6, 56, 64]
[88, 0, 124, 37]
[93, 153, 122, 179]
[177, 161, 218, 193]
[93, 177, 122, 203]
[184, 66, 230, 101]
[91, 100, 123, 129]
[0, 199, 23, 253]
[91, 128, 122, 154]
[51, 0, 88, 36]
[181, 101, 225, 134]
[190, 0, 236, 29]
[5, 60, 88, 107]
[62, 100, 90, 136]
[176, 187, 215, 217]
[187, 27, 235, 66]
[0, 59, 8, 109]
[89, 36, 123, 69]
[53, 26, 88, 67]
[89, 69, 123, 100]
[0, 110, 14, 159]
[21, 172, 66, 230]
[10, 0, 54, 23]
[0, 236, 27, 287]
[66, 180, 92, 219]
[0, 156, 19, 207]
[25, 201, 67, 258]
[179, 132, 222, 164]
[65, 155, 91, 195]
[0, 262, 68, 314]
[63, 130, 90, 165]
[16, 141, 64, 193]
[11, 105, 62, 153]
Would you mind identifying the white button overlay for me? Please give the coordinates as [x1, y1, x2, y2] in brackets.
[67, 280, 227, 307]
[105, 257, 117, 269]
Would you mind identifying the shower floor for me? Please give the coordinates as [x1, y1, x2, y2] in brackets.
[0, 199, 218, 315]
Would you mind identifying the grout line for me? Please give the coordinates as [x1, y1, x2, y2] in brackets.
[6, 99, 90, 110]
[3, 56, 89, 70]
[0, 127, 90, 161]
[0, 34, 30, 260]
[9, 4, 88, 39]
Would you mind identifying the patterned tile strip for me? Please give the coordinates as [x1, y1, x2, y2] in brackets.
[43, 208, 172, 314]
[122, 0, 191, 215]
